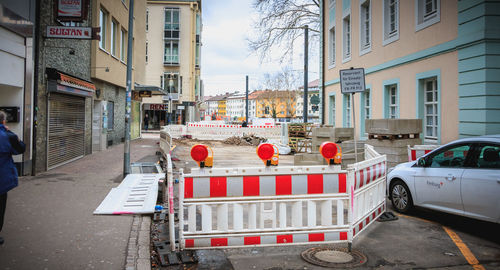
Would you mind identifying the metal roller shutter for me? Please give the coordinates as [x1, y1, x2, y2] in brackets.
[47, 93, 86, 169]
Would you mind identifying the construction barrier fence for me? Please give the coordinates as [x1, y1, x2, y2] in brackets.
[407, 144, 440, 161]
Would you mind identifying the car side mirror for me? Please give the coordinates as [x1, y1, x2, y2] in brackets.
[417, 158, 426, 167]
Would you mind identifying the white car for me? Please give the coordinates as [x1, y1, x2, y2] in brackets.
[387, 135, 500, 223]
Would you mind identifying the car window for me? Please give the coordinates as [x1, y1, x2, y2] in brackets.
[475, 144, 500, 169]
[428, 144, 471, 168]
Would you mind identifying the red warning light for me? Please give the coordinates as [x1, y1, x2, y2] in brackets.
[257, 143, 275, 160]
[191, 144, 209, 162]
[320, 142, 338, 159]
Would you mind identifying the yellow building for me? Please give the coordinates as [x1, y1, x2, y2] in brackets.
[91, 0, 147, 149]
[218, 100, 227, 116]
[255, 90, 297, 120]
[144, 0, 202, 125]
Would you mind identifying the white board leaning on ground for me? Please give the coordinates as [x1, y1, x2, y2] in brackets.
[340, 68, 366, 94]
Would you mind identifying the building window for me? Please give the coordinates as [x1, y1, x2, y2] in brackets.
[111, 19, 117, 56]
[360, 0, 371, 54]
[99, 8, 108, 50]
[329, 95, 335, 126]
[386, 84, 398, 118]
[360, 89, 371, 137]
[145, 41, 148, 63]
[342, 15, 351, 61]
[329, 27, 336, 67]
[163, 73, 180, 95]
[120, 29, 126, 61]
[416, 0, 440, 31]
[164, 41, 179, 65]
[344, 94, 351, 127]
[383, 0, 399, 45]
[424, 78, 438, 142]
[107, 101, 114, 130]
[146, 8, 149, 32]
[164, 8, 180, 39]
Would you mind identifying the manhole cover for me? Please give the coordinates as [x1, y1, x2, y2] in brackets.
[301, 247, 367, 268]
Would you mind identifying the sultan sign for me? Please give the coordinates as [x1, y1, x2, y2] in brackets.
[340, 68, 366, 94]
[46, 26, 92, 39]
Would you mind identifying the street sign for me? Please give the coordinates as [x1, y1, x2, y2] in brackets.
[340, 68, 366, 93]
[46, 26, 92, 39]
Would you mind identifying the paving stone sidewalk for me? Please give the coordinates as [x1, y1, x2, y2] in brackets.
[0, 137, 160, 270]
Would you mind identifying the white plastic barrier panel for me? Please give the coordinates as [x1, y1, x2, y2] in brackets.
[159, 130, 172, 156]
[179, 165, 351, 249]
[407, 144, 440, 161]
[349, 145, 387, 237]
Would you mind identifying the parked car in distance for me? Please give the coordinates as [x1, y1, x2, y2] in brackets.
[387, 135, 500, 223]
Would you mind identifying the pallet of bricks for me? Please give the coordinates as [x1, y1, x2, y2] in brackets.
[287, 123, 313, 153]
[365, 119, 422, 168]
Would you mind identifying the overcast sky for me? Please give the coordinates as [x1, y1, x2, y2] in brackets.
[201, 0, 319, 96]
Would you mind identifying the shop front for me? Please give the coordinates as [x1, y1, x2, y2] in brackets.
[46, 68, 94, 169]
[143, 103, 171, 130]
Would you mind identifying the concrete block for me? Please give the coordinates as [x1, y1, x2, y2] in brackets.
[366, 138, 421, 148]
[341, 152, 365, 169]
[294, 153, 326, 166]
[334, 128, 354, 140]
[366, 119, 422, 135]
[312, 127, 335, 138]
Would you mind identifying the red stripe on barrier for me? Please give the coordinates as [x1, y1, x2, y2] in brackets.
[339, 173, 347, 193]
[411, 149, 417, 161]
[424, 150, 431, 154]
[372, 212, 376, 219]
[366, 167, 371, 184]
[276, 175, 292, 195]
[210, 177, 227, 197]
[373, 165, 377, 181]
[340, 232, 348, 240]
[378, 163, 382, 178]
[185, 177, 193, 198]
[377, 207, 381, 214]
[307, 174, 324, 194]
[277, 234, 293, 244]
[211, 238, 228, 247]
[359, 170, 364, 188]
[366, 217, 370, 224]
[185, 239, 194, 248]
[308, 233, 325, 242]
[243, 176, 260, 196]
[244, 236, 261, 245]
[359, 222, 363, 231]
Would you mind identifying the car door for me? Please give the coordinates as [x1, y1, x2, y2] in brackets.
[413, 143, 472, 215]
[461, 143, 500, 223]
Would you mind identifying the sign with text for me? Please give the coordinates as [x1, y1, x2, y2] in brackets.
[144, 103, 169, 111]
[46, 26, 92, 39]
[57, 0, 83, 17]
[340, 68, 366, 93]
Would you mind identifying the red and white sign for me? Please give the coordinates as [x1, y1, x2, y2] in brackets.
[46, 26, 91, 39]
[58, 0, 83, 17]
[144, 103, 170, 111]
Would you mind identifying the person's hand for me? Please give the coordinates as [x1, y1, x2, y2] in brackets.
[4, 125, 9, 131]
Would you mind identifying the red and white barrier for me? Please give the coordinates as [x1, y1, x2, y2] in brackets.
[407, 144, 440, 161]
[175, 144, 387, 250]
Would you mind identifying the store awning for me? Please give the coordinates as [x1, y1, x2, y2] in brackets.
[46, 68, 95, 97]
[134, 83, 168, 95]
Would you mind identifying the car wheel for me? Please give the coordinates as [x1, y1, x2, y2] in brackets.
[390, 180, 413, 213]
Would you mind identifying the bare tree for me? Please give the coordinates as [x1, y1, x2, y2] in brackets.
[248, 0, 320, 62]
[261, 66, 301, 90]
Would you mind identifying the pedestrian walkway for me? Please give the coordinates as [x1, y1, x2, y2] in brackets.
[0, 137, 160, 270]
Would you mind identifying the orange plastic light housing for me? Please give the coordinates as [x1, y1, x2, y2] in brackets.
[191, 144, 209, 162]
[320, 142, 338, 160]
[257, 143, 275, 160]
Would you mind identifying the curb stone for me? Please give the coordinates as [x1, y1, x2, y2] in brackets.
[125, 215, 151, 270]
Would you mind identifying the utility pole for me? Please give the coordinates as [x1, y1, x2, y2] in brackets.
[303, 25, 309, 123]
[245, 75, 249, 124]
[123, 0, 134, 177]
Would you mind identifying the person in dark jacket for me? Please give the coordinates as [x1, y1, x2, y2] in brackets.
[144, 113, 150, 131]
[0, 111, 26, 245]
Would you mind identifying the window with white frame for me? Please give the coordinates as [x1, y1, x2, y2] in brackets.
[99, 8, 108, 50]
[424, 78, 438, 141]
[388, 85, 398, 118]
[111, 19, 117, 56]
[164, 8, 180, 39]
[329, 27, 336, 67]
[145, 41, 148, 63]
[120, 29, 126, 61]
[146, 8, 149, 32]
[364, 90, 371, 120]
[164, 41, 179, 65]
[343, 15, 351, 61]
[383, 0, 399, 45]
[416, 0, 440, 31]
[330, 95, 335, 126]
[345, 94, 351, 127]
[360, 0, 371, 53]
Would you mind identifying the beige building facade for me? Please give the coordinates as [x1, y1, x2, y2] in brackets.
[144, 0, 202, 126]
[91, 0, 147, 149]
[322, 0, 500, 144]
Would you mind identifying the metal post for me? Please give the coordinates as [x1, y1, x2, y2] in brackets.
[123, 0, 134, 177]
[303, 25, 309, 123]
[352, 93, 358, 163]
[245, 75, 249, 123]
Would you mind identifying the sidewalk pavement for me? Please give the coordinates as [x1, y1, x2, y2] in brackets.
[0, 136, 160, 270]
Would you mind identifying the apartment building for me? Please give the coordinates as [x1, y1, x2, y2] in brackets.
[322, 0, 500, 143]
[92, 0, 146, 149]
[145, 0, 202, 125]
[297, 79, 321, 123]
[226, 92, 246, 120]
[255, 90, 297, 122]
